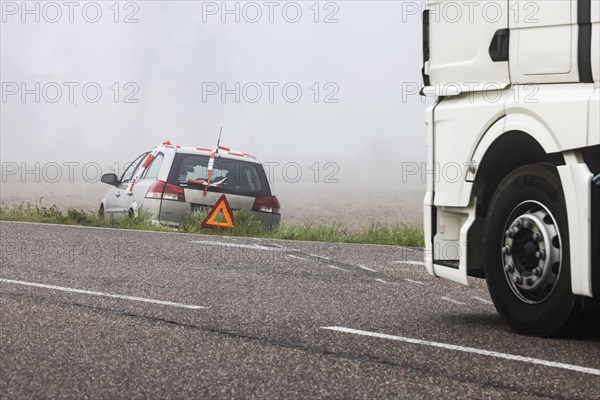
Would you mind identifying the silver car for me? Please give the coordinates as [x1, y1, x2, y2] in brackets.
[99, 144, 281, 229]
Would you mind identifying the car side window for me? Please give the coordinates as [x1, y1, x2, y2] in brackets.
[142, 153, 164, 180]
[120, 153, 147, 183]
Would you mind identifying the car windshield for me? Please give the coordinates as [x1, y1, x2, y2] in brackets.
[168, 153, 271, 197]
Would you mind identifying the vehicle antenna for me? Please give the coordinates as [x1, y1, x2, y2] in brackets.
[216, 127, 222, 153]
[204, 127, 222, 197]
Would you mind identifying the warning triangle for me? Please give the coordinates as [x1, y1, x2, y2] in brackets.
[202, 195, 235, 228]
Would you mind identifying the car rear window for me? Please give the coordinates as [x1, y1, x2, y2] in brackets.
[168, 153, 271, 197]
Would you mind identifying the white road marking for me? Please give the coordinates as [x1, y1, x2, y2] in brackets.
[404, 278, 425, 285]
[327, 265, 349, 272]
[309, 254, 331, 261]
[472, 296, 494, 305]
[392, 260, 425, 266]
[321, 326, 600, 376]
[357, 264, 377, 272]
[287, 254, 306, 260]
[191, 240, 297, 253]
[441, 296, 466, 305]
[0, 278, 206, 310]
[375, 278, 400, 285]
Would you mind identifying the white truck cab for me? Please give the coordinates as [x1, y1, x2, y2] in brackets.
[422, 0, 599, 336]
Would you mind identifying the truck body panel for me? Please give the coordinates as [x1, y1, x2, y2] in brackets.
[422, 0, 598, 308]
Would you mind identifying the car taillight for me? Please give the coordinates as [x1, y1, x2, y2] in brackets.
[253, 196, 281, 214]
[146, 181, 165, 199]
[146, 181, 185, 202]
[163, 182, 186, 202]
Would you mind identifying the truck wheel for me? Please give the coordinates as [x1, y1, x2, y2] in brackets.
[483, 163, 589, 336]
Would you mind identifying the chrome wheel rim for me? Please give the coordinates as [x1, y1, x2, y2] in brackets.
[501, 201, 562, 304]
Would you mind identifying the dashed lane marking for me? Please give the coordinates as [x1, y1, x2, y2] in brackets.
[190, 240, 296, 252]
[0, 278, 206, 310]
[327, 265, 349, 272]
[441, 296, 466, 305]
[472, 296, 494, 305]
[357, 264, 378, 272]
[375, 278, 400, 285]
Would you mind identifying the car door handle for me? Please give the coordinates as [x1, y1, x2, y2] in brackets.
[116, 192, 121, 197]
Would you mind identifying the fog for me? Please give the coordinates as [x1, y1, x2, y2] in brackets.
[1, 1, 429, 227]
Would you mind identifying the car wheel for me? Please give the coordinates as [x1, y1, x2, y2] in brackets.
[99, 204, 105, 218]
[482, 163, 596, 336]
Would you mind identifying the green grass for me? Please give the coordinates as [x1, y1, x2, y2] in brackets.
[0, 200, 171, 232]
[0, 201, 424, 248]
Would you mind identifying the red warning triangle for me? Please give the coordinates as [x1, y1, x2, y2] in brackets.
[202, 195, 235, 228]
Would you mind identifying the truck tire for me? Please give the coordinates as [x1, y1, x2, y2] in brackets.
[482, 163, 595, 336]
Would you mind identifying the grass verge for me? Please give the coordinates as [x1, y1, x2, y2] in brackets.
[0, 202, 424, 247]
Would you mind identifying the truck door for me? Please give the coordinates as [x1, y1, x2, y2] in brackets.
[423, 0, 510, 95]
[509, 0, 579, 83]
[506, 0, 596, 151]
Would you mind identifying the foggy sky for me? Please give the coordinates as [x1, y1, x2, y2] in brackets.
[1, 1, 429, 190]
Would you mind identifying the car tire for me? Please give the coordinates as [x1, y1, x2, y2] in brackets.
[99, 204, 105, 218]
[482, 163, 597, 336]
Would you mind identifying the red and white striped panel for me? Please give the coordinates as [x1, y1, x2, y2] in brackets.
[218, 145, 255, 159]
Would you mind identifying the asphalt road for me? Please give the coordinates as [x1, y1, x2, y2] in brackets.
[1, 221, 599, 399]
